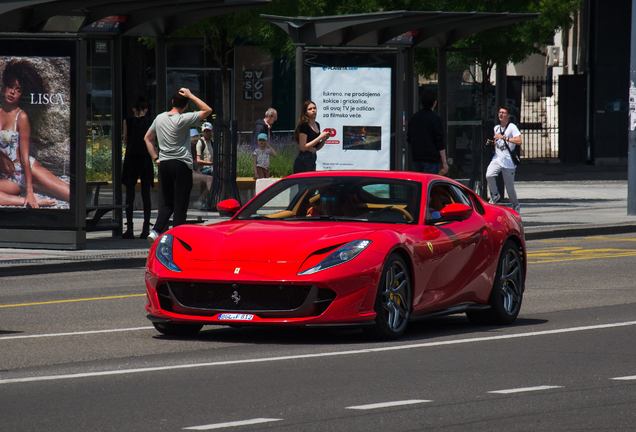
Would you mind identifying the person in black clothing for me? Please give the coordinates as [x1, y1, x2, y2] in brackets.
[407, 89, 449, 175]
[121, 95, 153, 239]
[292, 100, 332, 173]
[252, 108, 277, 143]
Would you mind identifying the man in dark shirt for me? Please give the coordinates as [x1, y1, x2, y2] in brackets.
[407, 89, 449, 175]
[252, 108, 277, 142]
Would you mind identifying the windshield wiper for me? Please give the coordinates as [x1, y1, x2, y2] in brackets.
[305, 215, 367, 222]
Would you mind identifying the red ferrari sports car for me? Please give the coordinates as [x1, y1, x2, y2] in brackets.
[145, 171, 525, 340]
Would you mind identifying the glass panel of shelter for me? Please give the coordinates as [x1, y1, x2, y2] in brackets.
[86, 38, 114, 206]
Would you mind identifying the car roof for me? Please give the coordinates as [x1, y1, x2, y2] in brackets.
[286, 170, 437, 181]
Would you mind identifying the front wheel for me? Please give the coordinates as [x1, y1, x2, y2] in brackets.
[467, 239, 524, 325]
[366, 253, 412, 340]
[153, 322, 203, 336]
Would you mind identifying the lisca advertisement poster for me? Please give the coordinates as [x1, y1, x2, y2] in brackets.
[0, 56, 71, 209]
[311, 67, 391, 171]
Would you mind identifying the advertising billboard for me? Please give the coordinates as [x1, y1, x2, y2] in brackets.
[0, 56, 71, 210]
[0, 37, 78, 234]
[310, 66, 392, 170]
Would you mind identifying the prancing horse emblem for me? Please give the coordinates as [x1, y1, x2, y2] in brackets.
[231, 291, 241, 304]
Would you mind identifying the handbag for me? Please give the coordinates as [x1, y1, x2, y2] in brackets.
[498, 124, 521, 166]
[503, 140, 521, 166]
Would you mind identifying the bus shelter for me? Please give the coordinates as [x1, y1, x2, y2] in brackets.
[0, 0, 269, 249]
[263, 11, 539, 185]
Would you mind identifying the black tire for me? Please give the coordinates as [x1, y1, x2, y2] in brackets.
[366, 253, 412, 340]
[467, 239, 524, 325]
[153, 322, 203, 336]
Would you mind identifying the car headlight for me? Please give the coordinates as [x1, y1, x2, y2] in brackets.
[298, 240, 371, 275]
[156, 233, 181, 272]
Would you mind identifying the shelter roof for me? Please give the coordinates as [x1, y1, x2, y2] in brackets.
[0, 0, 270, 36]
[262, 10, 540, 48]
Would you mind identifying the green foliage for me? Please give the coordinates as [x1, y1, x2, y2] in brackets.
[86, 148, 112, 182]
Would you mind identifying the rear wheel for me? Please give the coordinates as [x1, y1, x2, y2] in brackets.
[366, 254, 411, 340]
[153, 322, 203, 336]
[467, 239, 524, 325]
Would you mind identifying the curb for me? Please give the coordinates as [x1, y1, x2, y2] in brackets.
[3, 224, 636, 277]
[0, 257, 147, 277]
[524, 224, 636, 240]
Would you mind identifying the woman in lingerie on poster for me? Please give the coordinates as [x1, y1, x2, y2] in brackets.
[0, 59, 70, 208]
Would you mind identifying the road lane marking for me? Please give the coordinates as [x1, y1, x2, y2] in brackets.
[488, 385, 562, 394]
[0, 327, 153, 340]
[527, 247, 636, 264]
[183, 418, 282, 430]
[611, 375, 636, 381]
[2, 320, 635, 385]
[0, 294, 146, 308]
[346, 400, 431, 410]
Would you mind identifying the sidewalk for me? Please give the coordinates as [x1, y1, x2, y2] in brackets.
[1, 162, 635, 276]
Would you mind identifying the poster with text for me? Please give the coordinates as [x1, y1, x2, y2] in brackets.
[311, 67, 391, 171]
[0, 57, 71, 209]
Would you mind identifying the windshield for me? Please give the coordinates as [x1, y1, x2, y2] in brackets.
[235, 176, 421, 224]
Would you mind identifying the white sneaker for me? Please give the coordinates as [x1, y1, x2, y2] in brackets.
[513, 203, 521, 213]
[489, 193, 501, 204]
[147, 230, 159, 246]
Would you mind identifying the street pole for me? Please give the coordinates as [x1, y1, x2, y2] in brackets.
[629, 0, 636, 215]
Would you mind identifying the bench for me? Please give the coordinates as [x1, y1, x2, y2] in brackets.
[86, 181, 127, 235]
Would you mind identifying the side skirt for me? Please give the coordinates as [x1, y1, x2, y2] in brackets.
[408, 303, 491, 322]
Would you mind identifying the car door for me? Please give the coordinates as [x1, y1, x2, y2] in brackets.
[412, 182, 493, 313]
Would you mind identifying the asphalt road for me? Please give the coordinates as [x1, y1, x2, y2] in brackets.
[1, 234, 636, 431]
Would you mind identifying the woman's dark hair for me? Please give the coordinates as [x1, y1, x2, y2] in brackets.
[2, 59, 48, 110]
[132, 94, 147, 112]
[293, 100, 316, 144]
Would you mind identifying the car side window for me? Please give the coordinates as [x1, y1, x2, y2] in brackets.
[427, 184, 455, 223]
[450, 185, 473, 207]
[426, 183, 474, 224]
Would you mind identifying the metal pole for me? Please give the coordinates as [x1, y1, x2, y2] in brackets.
[394, 48, 405, 171]
[112, 36, 123, 236]
[155, 36, 167, 210]
[438, 47, 448, 164]
[405, 47, 416, 171]
[628, 0, 636, 215]
[295, 44, 304, 122]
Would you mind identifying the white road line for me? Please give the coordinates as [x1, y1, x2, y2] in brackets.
[183, 418, 282, 430]
[2, 320, 636, 385]
[346, 399, 431, 410]
[0, 327, 154, 340]
[489, 385, 563, 394]
[611, 375, 636, 381]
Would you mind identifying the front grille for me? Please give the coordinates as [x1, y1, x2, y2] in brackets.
[168, 281, 315, 312]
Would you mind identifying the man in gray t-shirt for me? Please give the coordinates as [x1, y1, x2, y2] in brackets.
[144, 88, 213, 244]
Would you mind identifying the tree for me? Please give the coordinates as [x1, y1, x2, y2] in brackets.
[443, 0, 580, 125]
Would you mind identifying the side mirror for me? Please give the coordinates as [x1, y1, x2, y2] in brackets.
[217, 199, 241, 217]
[439, 203, 473, 222]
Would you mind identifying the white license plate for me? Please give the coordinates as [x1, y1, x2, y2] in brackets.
[218, 313, 254, 321]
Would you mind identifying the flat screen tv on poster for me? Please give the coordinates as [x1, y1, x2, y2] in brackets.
[343, 126, 381, 151]
[0, 56, 71, 209]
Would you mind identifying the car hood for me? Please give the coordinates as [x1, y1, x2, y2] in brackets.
[169, 221, 378, 263]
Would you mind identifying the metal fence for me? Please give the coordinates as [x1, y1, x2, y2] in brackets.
[519, 76, 559, 159]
